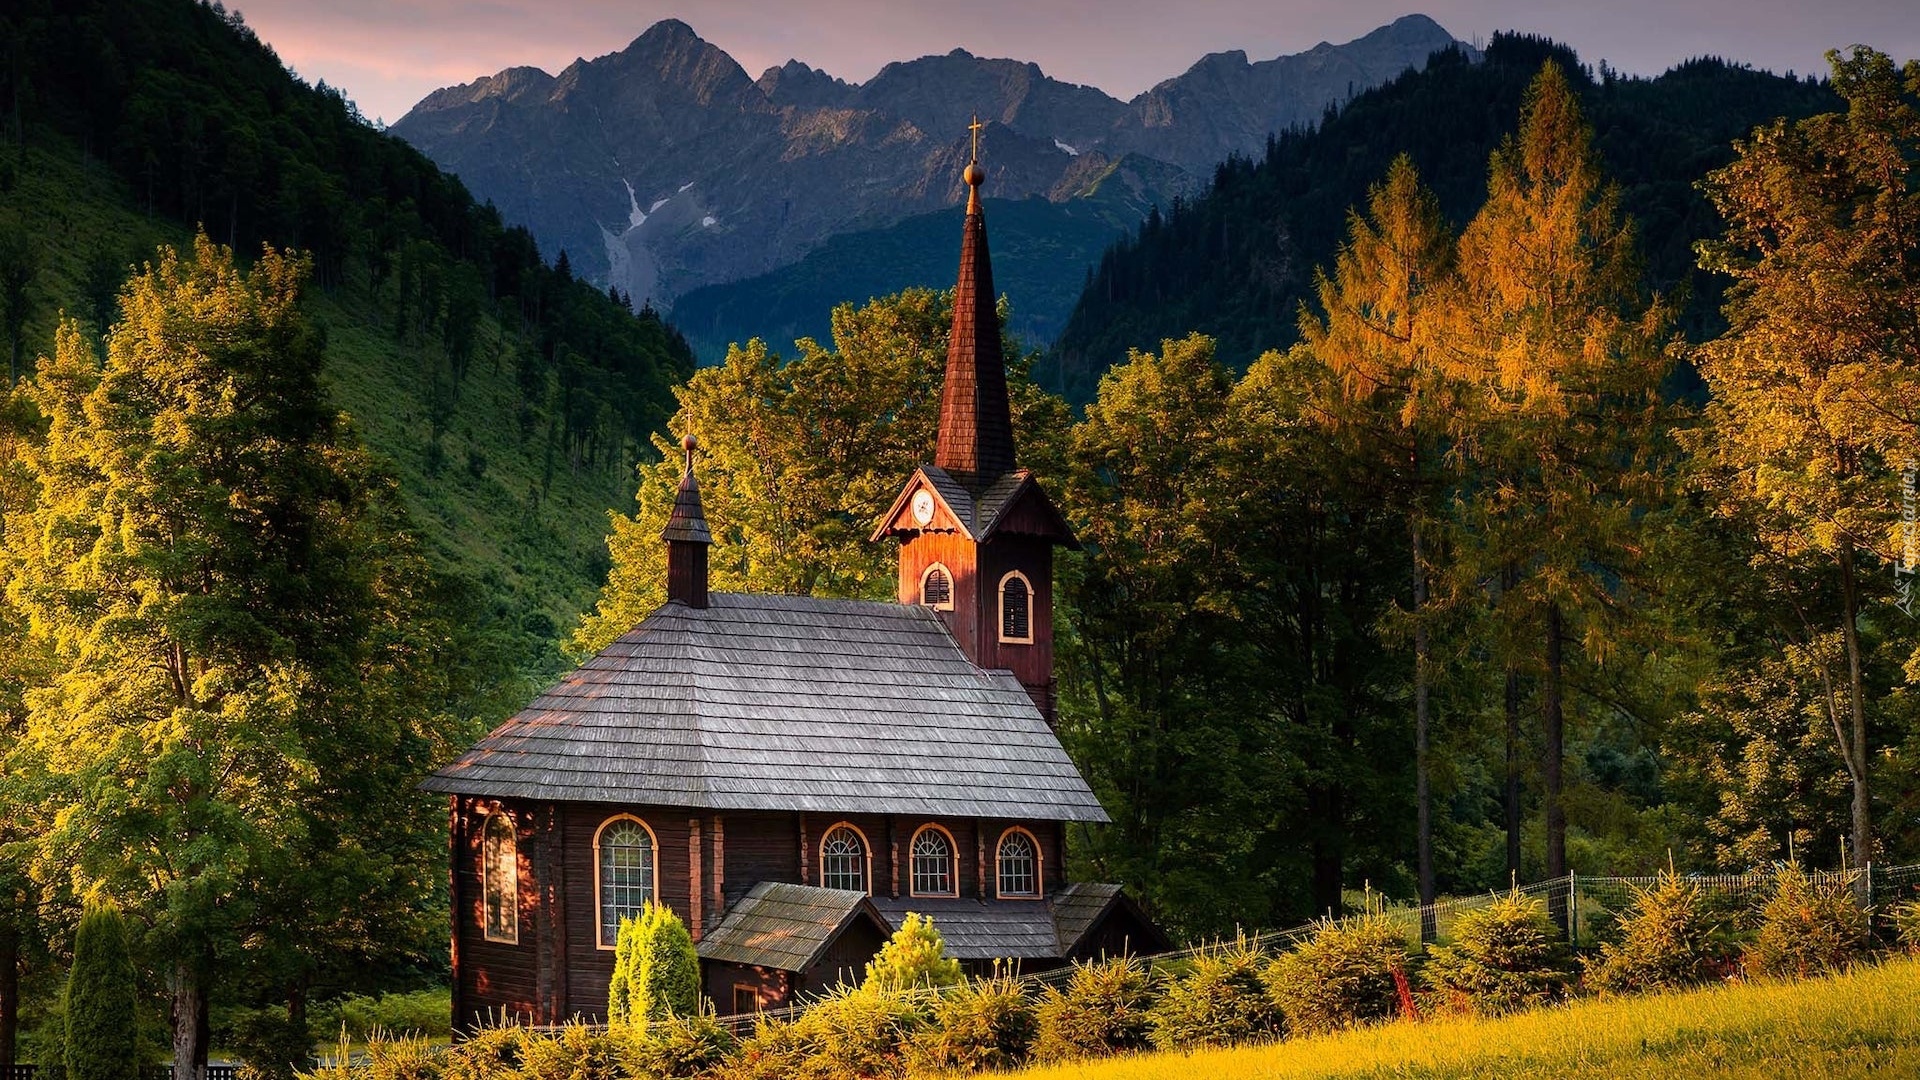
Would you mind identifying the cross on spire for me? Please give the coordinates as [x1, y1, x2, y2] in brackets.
[969, 114, 983, 162]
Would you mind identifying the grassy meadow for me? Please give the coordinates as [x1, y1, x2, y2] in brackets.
[1012, 956, 1920, 1080]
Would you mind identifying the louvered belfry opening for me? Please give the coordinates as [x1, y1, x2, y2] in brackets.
[663, 433, 711, 609]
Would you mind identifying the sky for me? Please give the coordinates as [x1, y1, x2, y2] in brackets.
[231, 0, 1920, 127]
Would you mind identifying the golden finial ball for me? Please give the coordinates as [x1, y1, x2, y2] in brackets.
[682, 433, 698, 454]
[963, 161, 984, 188]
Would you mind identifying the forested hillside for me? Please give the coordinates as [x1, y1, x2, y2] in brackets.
[1048, 35, 1840, 397]
[0, 0, 694, 656]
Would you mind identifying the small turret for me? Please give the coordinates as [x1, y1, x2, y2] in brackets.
[663, 433, 711, 609]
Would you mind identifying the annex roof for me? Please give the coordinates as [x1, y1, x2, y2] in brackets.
[420, 592, 1109, 822]
[697, 882, 885, 972]
[869, 883, 1141, 961]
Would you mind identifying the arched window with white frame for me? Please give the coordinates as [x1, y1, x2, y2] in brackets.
[595, 815, 657, 948]
[998, 571, 1034, 643]
[482, 810, 518, 943]
[819, 824, 869, 893]
[920, 563, 955, 610]
[909, 825, 958, 897]
[996, 827, 1042, 898]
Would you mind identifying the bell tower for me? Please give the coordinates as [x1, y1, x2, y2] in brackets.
[873, 121, 1078, 721]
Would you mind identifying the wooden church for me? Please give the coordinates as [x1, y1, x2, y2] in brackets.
[422, 145, 1164, 1026]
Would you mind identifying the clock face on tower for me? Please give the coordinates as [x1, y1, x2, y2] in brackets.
[911, 489, 936, 526]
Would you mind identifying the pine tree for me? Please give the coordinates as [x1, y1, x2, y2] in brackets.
[862, 913, 962, 993]
[1440, 62, 1676, 894]
[1300, 154, 1456, 923]
[64, 904, 139, 1080]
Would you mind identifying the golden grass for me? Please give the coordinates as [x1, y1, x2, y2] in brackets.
[1013, 956, 1920, 1080]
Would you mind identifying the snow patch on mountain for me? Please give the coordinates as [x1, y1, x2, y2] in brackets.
[621, 179, 646, 228]
[701, 215, 717, 227]
[1054, 138, 1080, 156]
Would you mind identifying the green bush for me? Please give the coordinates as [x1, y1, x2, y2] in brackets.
[1743, 863, 1871, 979]
[1892, 899, 1920, 955]
[861, 913, 962, 994]
[1265, 912, 1410, 1036]
[1584, 871, 1727, 994]
[438, 1024, 527, 1080]
[716, 1016, 807, 1080]
[313, 991, 453, 1041]
[609, 902, 701, 1026]
[65, 903, 140, 1080]
[903, 976, 1035, 1074]
[231, 1006, 316, 1080]
[1421, 892, 1571, 1016]
[514, 1023, 626, 1080]
[1031, 958, 1154, 1063]
[1146, 941, 1277, 1051]
[629, 1011, 733, 1078]
[715, 987, 921, 1080]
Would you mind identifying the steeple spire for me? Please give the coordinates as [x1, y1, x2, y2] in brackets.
[935, 120, 1017, 488]
[663, 433, 711, 608]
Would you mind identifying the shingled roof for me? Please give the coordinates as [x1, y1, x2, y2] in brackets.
[420, 593, 1109, 821]
[697, 882, 885, 972]
[868, 884, 1142, 961]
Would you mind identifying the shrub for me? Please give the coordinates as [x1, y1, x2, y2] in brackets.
[299, 1032, 444, 1080]
[862, 913, 962, 993]
[514, 1023, 626, 1080]
[1584, 871, 1727, 994]
[1743, 863, 1871, 979]
[903, 976, 1035, 1074]
[313, 991, 453, 1041]
[231, 1006, 316, 1080]
[716, 987, 921, 1080]
[1421, 892, 1570, 1016]
[610, 902, 701, 1026]
[1893, 899, 1920, 955]
[714, 1016, 807, 1080]
[439, 1024, 527, 1080]
[1146, 941, 1277, 1051]
[1031, 958, 1154, 1063]
[65, 903, 140, 1080]
[629, 1010, 733, 1078]
[1265, 911, 1410, 1036]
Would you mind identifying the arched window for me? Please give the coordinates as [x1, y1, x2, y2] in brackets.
[909, 825, 957, 897]
[996, 828, 1041, 898]
[999, 572, 1033, 643]
[482, 811, 518, 943]
[595, 816, 657, 948]
[819, 825, 868, 893]
[920, 564, 954, 610]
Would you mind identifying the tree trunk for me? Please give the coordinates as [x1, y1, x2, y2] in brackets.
[0, 922, 17, 1068]
[1411, 520, 1435, 941]
[1838, 540, 1872, 869]
[1543, 604, 1568, 933]
[170, 961, 205, 1080]
[1504, 665, 1523, 879]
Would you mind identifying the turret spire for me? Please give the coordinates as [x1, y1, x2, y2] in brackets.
[935, 123, 1017, 488]
[663, 433, 711, 608]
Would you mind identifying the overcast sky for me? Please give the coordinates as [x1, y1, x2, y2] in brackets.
[231, 0, 1920, 127]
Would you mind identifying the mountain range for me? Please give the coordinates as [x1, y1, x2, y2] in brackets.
[390, 14, 1468, 333]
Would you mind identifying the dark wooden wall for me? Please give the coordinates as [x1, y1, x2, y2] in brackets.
[897, 522, 1058, 722]
[451, 802, 1070, 1028]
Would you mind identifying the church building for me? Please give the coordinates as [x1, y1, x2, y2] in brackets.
[422, 144, 1164, 1026]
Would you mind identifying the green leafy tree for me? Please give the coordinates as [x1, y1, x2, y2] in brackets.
[63, 904, 138, 1080]
[608, 902, 699, 1026]
[861, 913, 961, 994]
[4, 236, 464, 1076]
[1689, 46, 1920, 869]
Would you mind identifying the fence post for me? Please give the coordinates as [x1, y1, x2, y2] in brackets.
[1568, 872, 1578, 943]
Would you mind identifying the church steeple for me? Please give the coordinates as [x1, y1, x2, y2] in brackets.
[934, 118, 1017, 489]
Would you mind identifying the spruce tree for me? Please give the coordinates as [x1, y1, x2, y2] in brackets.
[608, 902, 699, 1025]
[64, 904, 138, 1080]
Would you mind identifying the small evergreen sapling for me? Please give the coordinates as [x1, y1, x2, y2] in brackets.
[1892, 899, 1920, 955]
[64, 903, 139, 1080]
[1031, 957, 1155, 1063]
[1420, 892, 1571, 1016]
[1148, 940, 1278, 1050]
[608, 902, 700, 1026]
[1584, 869, 1727, 994]
[1743, 863, 1871, 979]
[861, 912, 961, 993]
[903, 974, 1035, 1075]
[1264, 911, 1410, 1035]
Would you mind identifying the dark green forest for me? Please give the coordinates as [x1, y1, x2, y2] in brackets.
[1046, 34, 1841, 399]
